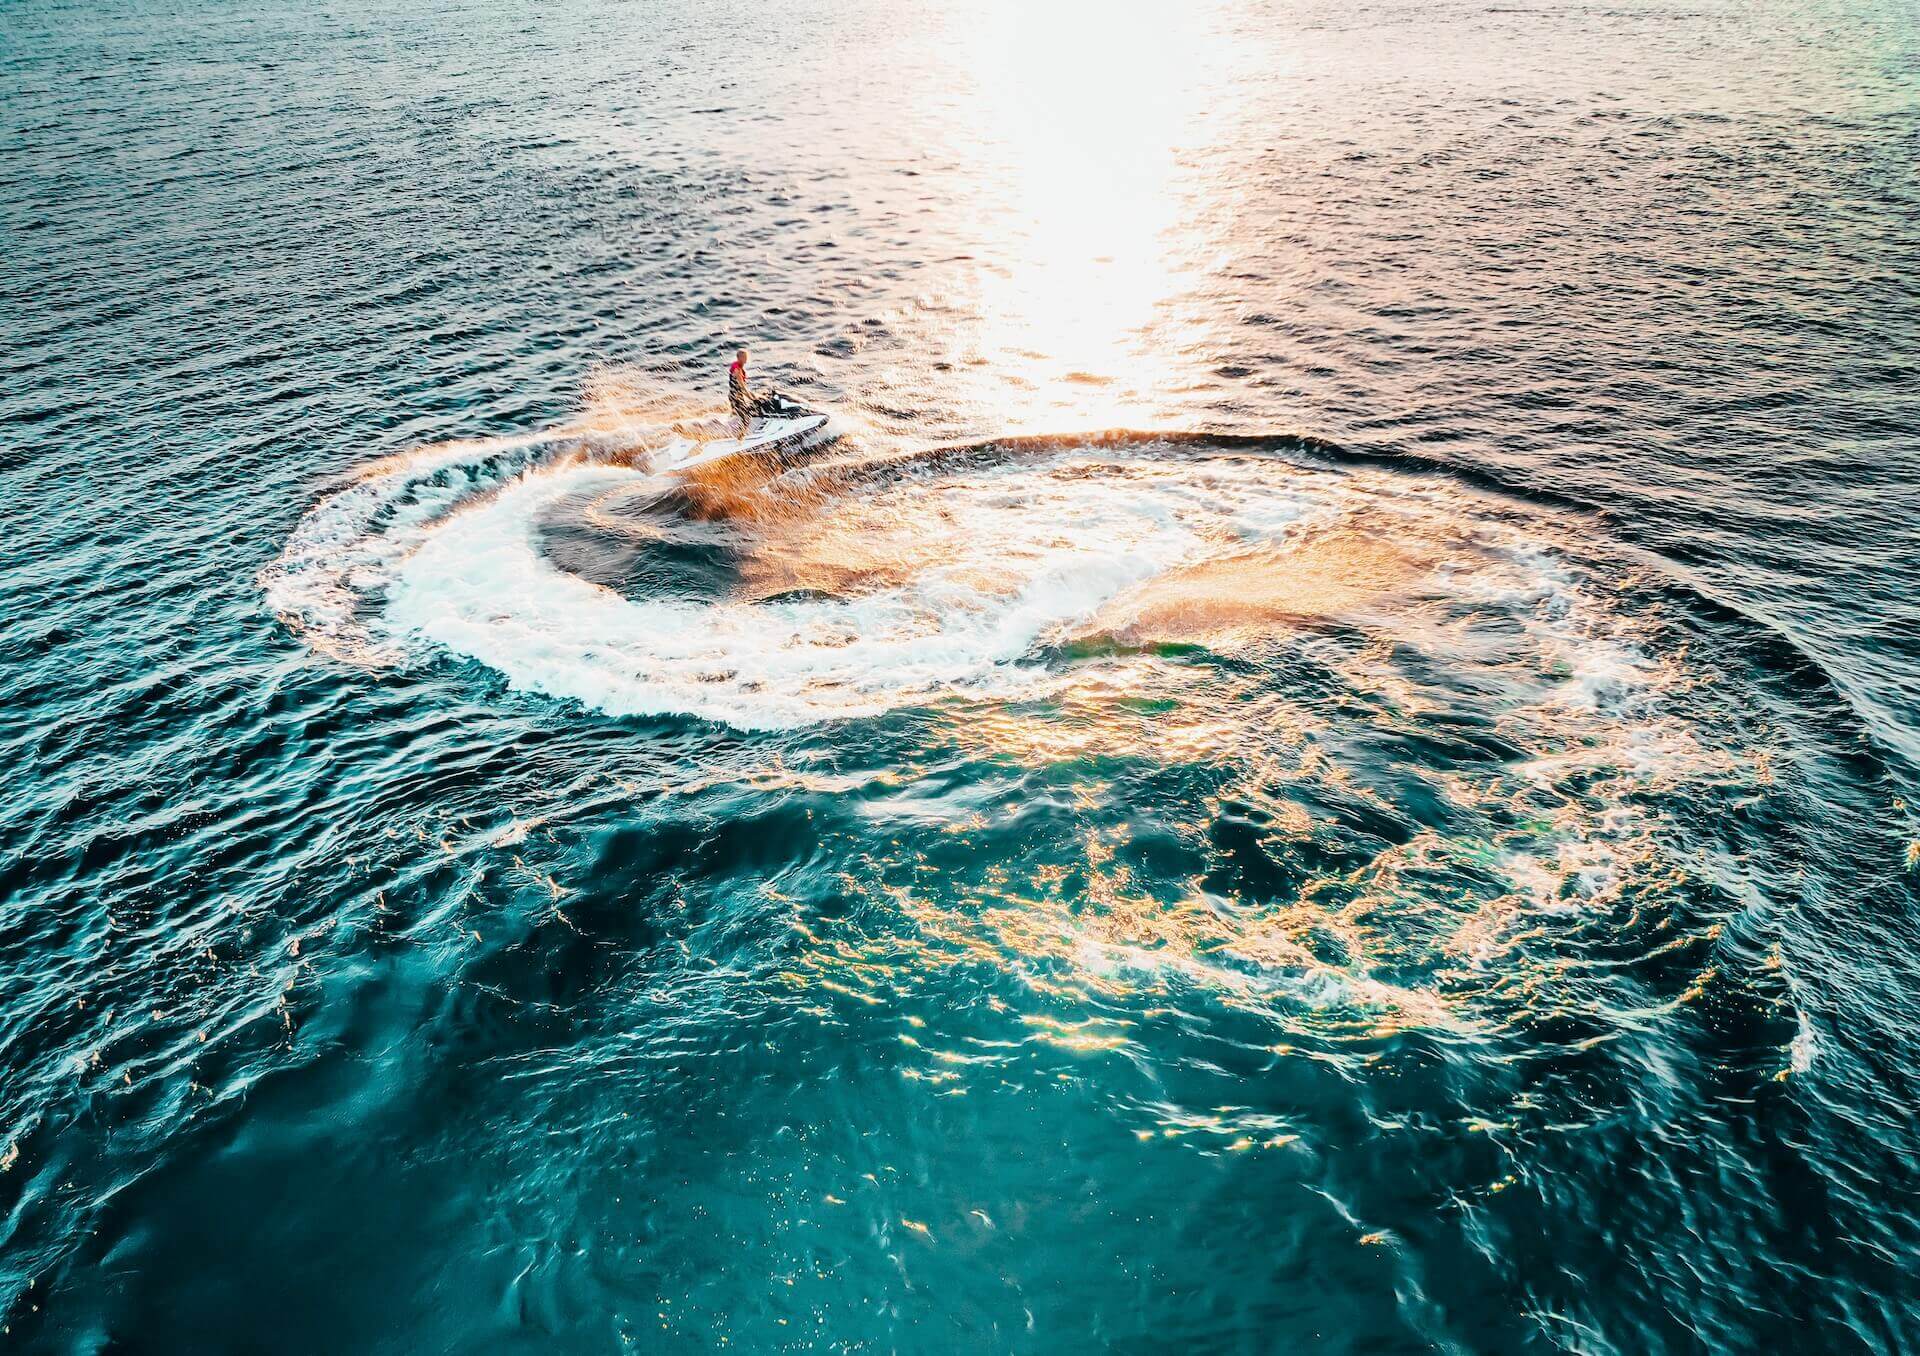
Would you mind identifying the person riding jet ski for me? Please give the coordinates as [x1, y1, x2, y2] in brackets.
[727, 347, 808, 438]
[728, 348, 754, 437]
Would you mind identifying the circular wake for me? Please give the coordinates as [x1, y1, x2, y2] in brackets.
[259, 411, 1822, 1250]
[265, 411, 1804, 1053]
[266, 419, 1677, 734]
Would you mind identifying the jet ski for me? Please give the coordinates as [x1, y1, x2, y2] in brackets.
[652, 391, 837, 475]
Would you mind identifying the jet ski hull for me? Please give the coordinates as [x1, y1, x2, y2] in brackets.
[652, 395, 836, 474]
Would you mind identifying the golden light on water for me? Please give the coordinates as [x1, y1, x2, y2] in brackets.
[949, 0, 1245, 429]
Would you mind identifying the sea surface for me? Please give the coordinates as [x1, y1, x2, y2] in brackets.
[4, 0, 1920, 1350]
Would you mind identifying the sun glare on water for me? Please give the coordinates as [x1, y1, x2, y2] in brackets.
[949, 0, 1250, 429]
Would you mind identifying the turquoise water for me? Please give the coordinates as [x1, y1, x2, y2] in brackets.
[5, 0, 1920, 1350]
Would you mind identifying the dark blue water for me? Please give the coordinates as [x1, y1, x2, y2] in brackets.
[5, 0, 1920, 1350]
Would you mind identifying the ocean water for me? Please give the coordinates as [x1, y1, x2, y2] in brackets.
[4, 0, 1920, 1350]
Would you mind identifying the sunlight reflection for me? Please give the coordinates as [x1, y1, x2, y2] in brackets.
[954, 0, 1242, 428]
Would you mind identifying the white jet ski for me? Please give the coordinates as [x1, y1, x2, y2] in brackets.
[651, 392, 836, 475]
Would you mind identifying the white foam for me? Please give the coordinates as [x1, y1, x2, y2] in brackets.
[381, 457, 1257, 728]
[258, 430, 566, 663]
[1790, 1008, 1817, 1074]
[269, 431, 1694, 741]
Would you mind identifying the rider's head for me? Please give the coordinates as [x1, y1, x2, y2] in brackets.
[736, 348, 748, 363]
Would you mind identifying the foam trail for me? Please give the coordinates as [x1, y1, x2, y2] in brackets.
[382, 457, 1240, 728]
[269, 423, 1681, 743]
[258, 386, 769, 663]
[258, 430, 565, 663]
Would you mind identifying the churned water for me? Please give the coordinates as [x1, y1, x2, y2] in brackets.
[4, 0, 1919, 1350]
